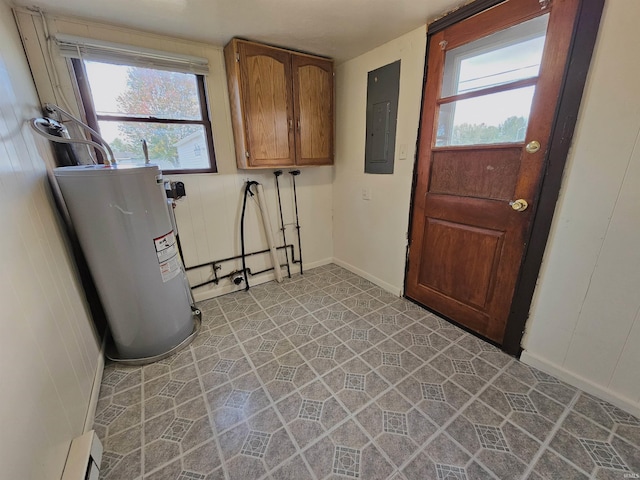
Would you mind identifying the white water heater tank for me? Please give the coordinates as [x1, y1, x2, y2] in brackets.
[54, 164, 193, 359]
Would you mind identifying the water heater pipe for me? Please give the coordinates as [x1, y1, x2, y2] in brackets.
[142, 139, 150, 164]
[255, 183, 283, 283]
[30, 117, 111, 163]
[30, 103, 116, 166]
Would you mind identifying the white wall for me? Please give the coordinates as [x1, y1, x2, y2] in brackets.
[14, 10, 335, 302]
[0, 1, 101, 478]
[521, 0, 640, 417]
[333, 26, 426, 295]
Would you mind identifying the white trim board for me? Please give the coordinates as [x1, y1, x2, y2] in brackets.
[331, 258, 403, 297]
[521, 350, 640, 418]
[83, 345, 105, 433]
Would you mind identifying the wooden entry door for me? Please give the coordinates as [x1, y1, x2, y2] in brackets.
[406, 0, 581, 344]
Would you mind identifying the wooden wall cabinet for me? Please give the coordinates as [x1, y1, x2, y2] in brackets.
[224, 38, 334, 169]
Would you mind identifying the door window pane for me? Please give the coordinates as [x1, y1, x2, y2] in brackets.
[436, 86, 535, 146]
[442, 14, 549, 97]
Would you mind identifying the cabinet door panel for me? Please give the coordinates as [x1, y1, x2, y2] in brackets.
[239, 43, 295, 167]
[293, 56, 333, 165]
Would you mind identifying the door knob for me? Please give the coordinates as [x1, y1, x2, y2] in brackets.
[509, 199, 529, 212]
[525, 140, 541, 153]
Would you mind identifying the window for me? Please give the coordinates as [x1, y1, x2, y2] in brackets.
[435, 14, 549, 147]
[73, 59, 216, 173]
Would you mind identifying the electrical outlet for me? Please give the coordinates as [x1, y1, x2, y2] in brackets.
[361, 187, 372, 201]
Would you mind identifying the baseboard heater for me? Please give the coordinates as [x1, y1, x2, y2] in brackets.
[61, 430, 102, 480]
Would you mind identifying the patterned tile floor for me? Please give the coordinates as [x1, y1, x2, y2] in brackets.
[94, 264, 640, 480]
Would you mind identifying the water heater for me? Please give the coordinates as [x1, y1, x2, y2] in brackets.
[54, 164, 194, 359]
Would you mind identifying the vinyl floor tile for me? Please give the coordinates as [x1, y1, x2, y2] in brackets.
[94, 264, 640, 480]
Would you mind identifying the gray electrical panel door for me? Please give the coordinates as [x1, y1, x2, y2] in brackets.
[365, 60, 401, 174]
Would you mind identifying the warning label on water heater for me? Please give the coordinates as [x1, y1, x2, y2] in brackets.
[154, 231, 181, 282]
[154, 231, 177, 263]
[159, 255, 181, 282]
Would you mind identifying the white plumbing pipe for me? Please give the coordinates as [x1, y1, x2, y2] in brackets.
[255, 183, 283, 283]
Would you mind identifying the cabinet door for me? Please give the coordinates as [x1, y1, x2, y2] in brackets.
[238, 42, 295, 167]
[292, 55, 334, 166]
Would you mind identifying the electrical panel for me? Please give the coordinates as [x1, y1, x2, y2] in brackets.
[365, 60, 401, 174]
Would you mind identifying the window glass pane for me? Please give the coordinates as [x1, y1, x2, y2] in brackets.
[99, 121, 210, 170]
[84, 61, 202, 120]
[436, 86, 535, 146]
[442, 15, 548, 97]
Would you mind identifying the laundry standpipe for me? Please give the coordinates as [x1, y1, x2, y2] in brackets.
[54, 164, 196, 360]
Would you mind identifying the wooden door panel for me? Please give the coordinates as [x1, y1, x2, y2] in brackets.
[423, 195, 512, 230]
[419, 218, 504, 309]
[410, 209, 521, 341]
[239, 43, 295, 167]
[407, 0, 581, 345]
[292, 56, 334, 165]
[444, 0, 547, 50]
[430, 147, 521, 201]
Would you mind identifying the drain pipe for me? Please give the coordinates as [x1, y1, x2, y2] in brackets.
[289, 170, 303, 274]
[240, 181, 258, 290]
[255, 183, 283, 283]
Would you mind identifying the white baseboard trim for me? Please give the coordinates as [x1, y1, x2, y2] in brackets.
[331, 258, 403, 297]
[83, 343, 105, 433]
[61, 430, 102, 480]
[303, 257, 334, 270]
[191, 257, 334, 303]
[521, 350, 640, 418]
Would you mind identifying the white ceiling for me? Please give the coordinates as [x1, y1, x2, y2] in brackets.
[13, 0, 465, 62]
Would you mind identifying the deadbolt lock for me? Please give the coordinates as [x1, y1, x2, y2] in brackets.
[509, 199, 529, 212]
[526, 140, 541, 153]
